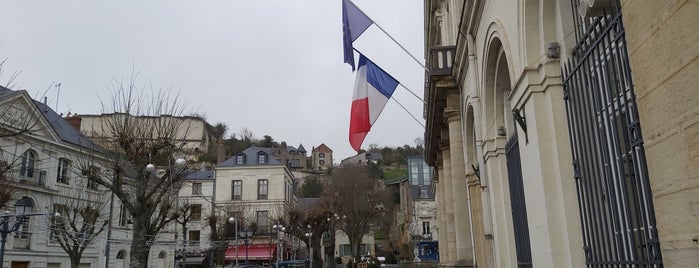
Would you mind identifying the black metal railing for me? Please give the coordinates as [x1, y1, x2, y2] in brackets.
[17, 168, 47, 186]
[505, 134, 532, 268]
[13, 232, 31, 249]
[562, 1, 663, 266]
[427, 46, 456, 76]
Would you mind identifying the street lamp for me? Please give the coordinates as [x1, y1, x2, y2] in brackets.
[305, 225, 313, 268]
[325, 214, 344, 268]
[0, 196, 56, 266]
[228, 217, 239, 267]
[273, 223, 286, 268]
[239, 228, 254, 263]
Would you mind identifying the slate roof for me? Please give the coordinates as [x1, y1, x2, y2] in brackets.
[297, 144, 306, 152]
[1, 86, 101, 151]
[218, 145, 283, 167]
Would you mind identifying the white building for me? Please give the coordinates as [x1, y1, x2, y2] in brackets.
[0, 87, 112, 268]
[213, 145, 297, 265]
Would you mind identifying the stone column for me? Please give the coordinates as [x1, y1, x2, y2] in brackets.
[444, 106, 474, 264]
[439, 141, 457, 264]
[435, 163, 449, 263]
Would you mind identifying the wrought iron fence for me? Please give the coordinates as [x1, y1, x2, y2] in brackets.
[562, 0, 663, 266]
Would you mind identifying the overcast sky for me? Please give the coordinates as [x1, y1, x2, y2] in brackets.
[0, 0, 425, 162]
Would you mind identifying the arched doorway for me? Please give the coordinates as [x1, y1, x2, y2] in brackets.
[116, 250, 128, 268]
[483, 37, 532, 268]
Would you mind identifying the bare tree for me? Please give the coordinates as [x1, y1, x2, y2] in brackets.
[239, 127, 255, 146]
[207, 202, 257, 266]
[80, 73, 194, 267]
[325, 165, 391, 267]
[0, 58, 21, 89]
[287, 200, 329, 268]
[51, 185, 109, 268]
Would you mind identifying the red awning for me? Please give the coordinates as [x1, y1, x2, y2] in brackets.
[225, 244, 276, 261]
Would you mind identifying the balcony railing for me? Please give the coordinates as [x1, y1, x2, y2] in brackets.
[13, 232, 31, 249]
[427, 46, 456, 76]
[16, 169, 47, 187]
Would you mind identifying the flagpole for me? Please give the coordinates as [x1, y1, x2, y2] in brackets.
[354, 48, 426, 104]
[390, 97, 425, 128]
[347, 0, 428, 71]
[399, 83, 425, 103]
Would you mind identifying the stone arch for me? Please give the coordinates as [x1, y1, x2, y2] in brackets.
[480, 31, 524, 268]
[116, 250, 127, 259]
[482, 36, 515, 140]
[158, 251, 167, 259]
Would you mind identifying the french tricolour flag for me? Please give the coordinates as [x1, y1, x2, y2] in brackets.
[349, 54, 399, 152]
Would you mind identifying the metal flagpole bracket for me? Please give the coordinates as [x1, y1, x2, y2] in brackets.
[512, 107, 528, 144]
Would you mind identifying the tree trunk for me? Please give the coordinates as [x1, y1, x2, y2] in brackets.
[70, 254, 80, 268]
[348, 235, 362, 268]
[131, 215, 151, 267]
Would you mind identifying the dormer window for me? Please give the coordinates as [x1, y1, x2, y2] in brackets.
[235, 154, 245, 165]
[257, 152, 267, 164]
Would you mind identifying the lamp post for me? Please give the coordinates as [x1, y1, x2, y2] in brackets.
[148, 154, 186, 268]
[305, 225, 313, 268]
[325, 214, 344, 268]
[239, 228, 254, 263]
[228, 217, 239, 267]
[1, 196, 56, 266]
[273, 223, 286, 268]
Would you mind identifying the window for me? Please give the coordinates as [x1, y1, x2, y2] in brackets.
[57, 158, 70, 184]
[257, 179, 268, 200]
[84, 166, 100, 190]
[319, 160, 325, 165]
[422, 221, 431, 235]
[20, 150, 36, 178]
[256, 210, 269, 233]
[119, 205, 129, 226]
[232, 180, 242, 200]
[192, 183, 202, 195]
[319, 153, 325, 158]
[190, 204, 202, 221]
[235, 155, 245, 165]
[188, 230, 201, 246]
[257, 153, 267, 164]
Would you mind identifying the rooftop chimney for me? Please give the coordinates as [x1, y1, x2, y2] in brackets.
[65, 114, 82, 131]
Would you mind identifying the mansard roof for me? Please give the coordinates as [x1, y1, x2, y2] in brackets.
[218, 145, 283, 167]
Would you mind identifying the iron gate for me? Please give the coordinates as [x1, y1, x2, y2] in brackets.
[562, 0, 663, 266]
[506, 134, 532, 268]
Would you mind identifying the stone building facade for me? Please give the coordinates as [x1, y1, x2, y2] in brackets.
[423, 0, 698, 267]
[311, 144, 333, 171]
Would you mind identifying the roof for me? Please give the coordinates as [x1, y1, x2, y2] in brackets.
[218, 145, 283, 167]
[184, 169, 214, 180]
[297, 144, 306, 152]
[35, 101, 101, 149]
[1, 86, 102, 151]
[312, 143, 332, 153]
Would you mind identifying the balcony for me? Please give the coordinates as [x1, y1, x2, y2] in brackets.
[13, 232, 31, 249]
[427, 46, 456, 76]
[16, 169, 47, 187]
